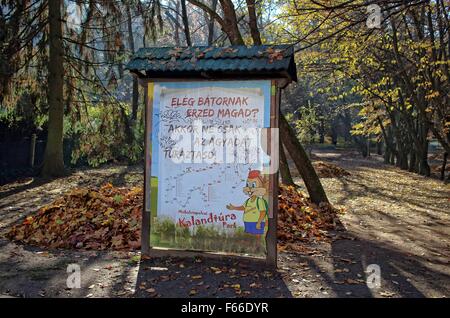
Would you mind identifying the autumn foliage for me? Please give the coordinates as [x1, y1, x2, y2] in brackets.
[277, 184, 343, 250]
[7, 184, 343, 252]
[7, 184, 143, 250]
[312, 161, 351, 178]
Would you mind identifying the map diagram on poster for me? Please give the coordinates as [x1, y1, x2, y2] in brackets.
[149, 81, 272, 256]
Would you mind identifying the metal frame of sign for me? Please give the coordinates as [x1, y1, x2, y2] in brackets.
[139, 78, 284, 268]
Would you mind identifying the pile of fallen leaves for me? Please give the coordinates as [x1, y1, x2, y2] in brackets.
[431, 164, 449, 173]
[7, 183, 343, 252]
[277, 184, 344, 250]
[6, 184, 142, 250]
[312, 161, 351, 178]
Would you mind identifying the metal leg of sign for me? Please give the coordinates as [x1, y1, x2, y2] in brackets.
[142, 81, 154, 256]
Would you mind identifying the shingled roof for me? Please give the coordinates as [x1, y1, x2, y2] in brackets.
[126, 45, 297, 83]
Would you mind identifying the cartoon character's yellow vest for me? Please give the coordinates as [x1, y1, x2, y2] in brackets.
[244, 197, 269, 230]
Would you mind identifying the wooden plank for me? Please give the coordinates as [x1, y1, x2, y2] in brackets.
[142, 81, 154, 256]
[148, 247, 268, 265]
[265, 80, 279, 268]
[136, 77, 287, 84]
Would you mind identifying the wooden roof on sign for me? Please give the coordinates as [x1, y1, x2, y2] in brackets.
[126, 45, 297, 84]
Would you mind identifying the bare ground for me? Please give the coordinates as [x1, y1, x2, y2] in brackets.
[0, 149, 448, 298]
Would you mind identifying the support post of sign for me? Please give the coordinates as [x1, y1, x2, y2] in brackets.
[142, 80, 154, 256]
[266, 80, 279, 268]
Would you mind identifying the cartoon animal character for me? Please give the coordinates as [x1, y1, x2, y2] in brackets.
[226, 170, 269, 237]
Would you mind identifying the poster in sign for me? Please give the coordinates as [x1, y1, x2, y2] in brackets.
[148, 81, 273, 256]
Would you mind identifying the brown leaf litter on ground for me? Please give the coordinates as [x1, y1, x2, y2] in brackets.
[277, 185, 344, 252]
[312, 161, 351, 178]
[6, 183, 142, 250]
[6, 184, 344, 252]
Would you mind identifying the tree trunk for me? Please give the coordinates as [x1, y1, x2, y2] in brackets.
[207, 0, 218, 45]
[441, 152, 448, 181]
[390, 150, 396, 165]
[361, 144, 368, 158]
[219, 0, 245, 45]
[174, 0, 181, 46]
[279, 142, 295, 186]
[378, 117, 397, 162]
[318, 127, 325, 144]
[331, 130, 338, 145]
[188, 0, 244, 45]
[417, 142, 430, 176]
[181, 0, 192, 46]
[409, 148, 417, 172]
[246, 0, 262, 45]
[131, 79, 139, 122]
[318, 115, 325, 144]
[376, 141, 383, 155]
[384, 144, 391, 164]
[396, 147, 409, 170]
[280, 113, 329, 204]
[42, 0, 65, 178]
[126, 5, 139, 122]
[354, 136, 368, 157]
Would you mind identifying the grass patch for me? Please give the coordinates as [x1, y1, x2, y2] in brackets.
[150, 218, 266, 257]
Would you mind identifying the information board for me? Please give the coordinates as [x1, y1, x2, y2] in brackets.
[147, 81, 274, 257]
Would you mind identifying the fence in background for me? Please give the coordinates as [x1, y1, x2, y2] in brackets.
[0, 137, 74, 185]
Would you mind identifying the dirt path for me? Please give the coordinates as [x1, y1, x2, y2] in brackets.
[298, 149, 450, 297]
[0, 150, 448, 298]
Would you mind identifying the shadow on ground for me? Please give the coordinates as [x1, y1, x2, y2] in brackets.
[1, 233, 449, 297]
[280, 232, 449, 298]
[133, 256, 292, 298]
